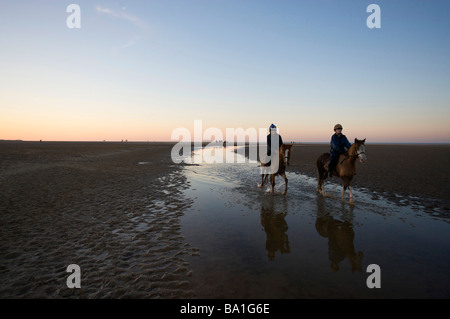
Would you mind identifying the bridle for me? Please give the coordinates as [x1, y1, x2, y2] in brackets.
[341, 145, 365, 164]
[356, 148, 366, 158]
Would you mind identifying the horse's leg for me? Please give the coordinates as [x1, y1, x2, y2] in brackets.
[259, 166, 269, 188]
[270, 174, 275, 194]
[258, 172, 265, 188]
[318, 169, 327, 195]
[316, 171, 321, 192]
[341, 185, 347, 200]
[348, 186, 354, 204]
[317, 162, 326, 195]
[318, 177, 325, 195]
[281, 172, 288, 195]
[263, 174, 268, 185]
[341, 177, 349, 201]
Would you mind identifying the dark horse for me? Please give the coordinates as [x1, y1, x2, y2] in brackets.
[258, 144, 293, 195]
[316, 139, 367, 203]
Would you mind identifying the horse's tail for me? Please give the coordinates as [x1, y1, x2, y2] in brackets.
[316, 153, 330, 181]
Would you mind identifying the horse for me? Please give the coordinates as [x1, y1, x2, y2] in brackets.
[258, 144, 292, 195]
[316, 138, 367, 203]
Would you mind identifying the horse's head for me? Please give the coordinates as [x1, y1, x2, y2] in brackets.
[282, 144, 293, 166]
[354, 138, 367, 163]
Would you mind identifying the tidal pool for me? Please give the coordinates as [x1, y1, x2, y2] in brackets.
[180, 146, 449, 298]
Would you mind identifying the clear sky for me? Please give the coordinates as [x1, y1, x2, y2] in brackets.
[1, 0, 449, 143]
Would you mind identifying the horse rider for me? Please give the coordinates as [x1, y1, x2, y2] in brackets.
[328, 124, 351, 178]
[267, 124, 283, 157]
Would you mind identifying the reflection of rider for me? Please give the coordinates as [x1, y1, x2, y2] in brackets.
[328, 124, 351, 178]
[260, 199, 290, 261]
[267, 124, 283, 157]
[315, 206, 363, 272]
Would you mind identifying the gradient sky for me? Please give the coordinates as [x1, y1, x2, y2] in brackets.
[1, 0, 449, 143]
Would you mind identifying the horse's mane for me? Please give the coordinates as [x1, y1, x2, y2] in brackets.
[348, 139, 365, 155]
[347, 142, 356, 155]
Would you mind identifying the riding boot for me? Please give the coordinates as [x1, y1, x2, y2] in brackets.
[328, 155, 338, 178]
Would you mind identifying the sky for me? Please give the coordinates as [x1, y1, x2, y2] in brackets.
[0, 0, 449, 143]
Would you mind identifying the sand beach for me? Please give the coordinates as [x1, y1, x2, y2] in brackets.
[0, 141, 449, 299]
[0, 141, 197, 298]
[286, 143, 450, 214]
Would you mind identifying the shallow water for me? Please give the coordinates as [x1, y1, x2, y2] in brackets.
[180, 146, 450, 298]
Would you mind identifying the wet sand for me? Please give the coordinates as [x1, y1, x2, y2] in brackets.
[182, 146, 450, 299]
[0, 141, 197, 298]
[1, 141, 449, 299]
[286, 144, 450, 215]
[239, 143, 450, 215]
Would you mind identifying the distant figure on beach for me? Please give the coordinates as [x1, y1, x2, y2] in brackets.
[267, 124, 283, 157]
[328, 124, 351, 178]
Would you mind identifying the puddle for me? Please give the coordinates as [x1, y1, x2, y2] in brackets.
[180, 146, 450, 298]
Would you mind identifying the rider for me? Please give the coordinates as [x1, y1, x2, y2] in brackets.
[328, 124, 351, 177]
[267, 124, 283, 157]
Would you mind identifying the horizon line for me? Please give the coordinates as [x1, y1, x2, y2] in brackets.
[1, 139, 449, 145]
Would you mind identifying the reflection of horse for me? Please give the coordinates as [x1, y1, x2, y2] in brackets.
[315, 199, 363, 272]
[316, 139, 367, 203]
[260, 198, 290, 261]
[258, 144, 292, 195]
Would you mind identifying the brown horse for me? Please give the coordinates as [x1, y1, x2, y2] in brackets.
[316, 139, 366, 203]
[258, 144, 292, 195]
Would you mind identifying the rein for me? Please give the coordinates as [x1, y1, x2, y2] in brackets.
[340, 146, 364, 164]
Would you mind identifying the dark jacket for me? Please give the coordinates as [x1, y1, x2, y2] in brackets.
[330, 134, 351, 157]
[267, 133, 283, 156]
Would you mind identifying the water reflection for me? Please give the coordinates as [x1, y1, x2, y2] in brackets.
[260, 197, 290, 261]
[315, 198, 363, 273]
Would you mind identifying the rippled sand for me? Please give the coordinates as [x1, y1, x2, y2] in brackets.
[2, 141, 448, 299]
[0, 142, 198, 298]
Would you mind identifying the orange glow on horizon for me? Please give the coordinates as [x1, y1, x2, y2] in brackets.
[2, 120, 448, 143]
